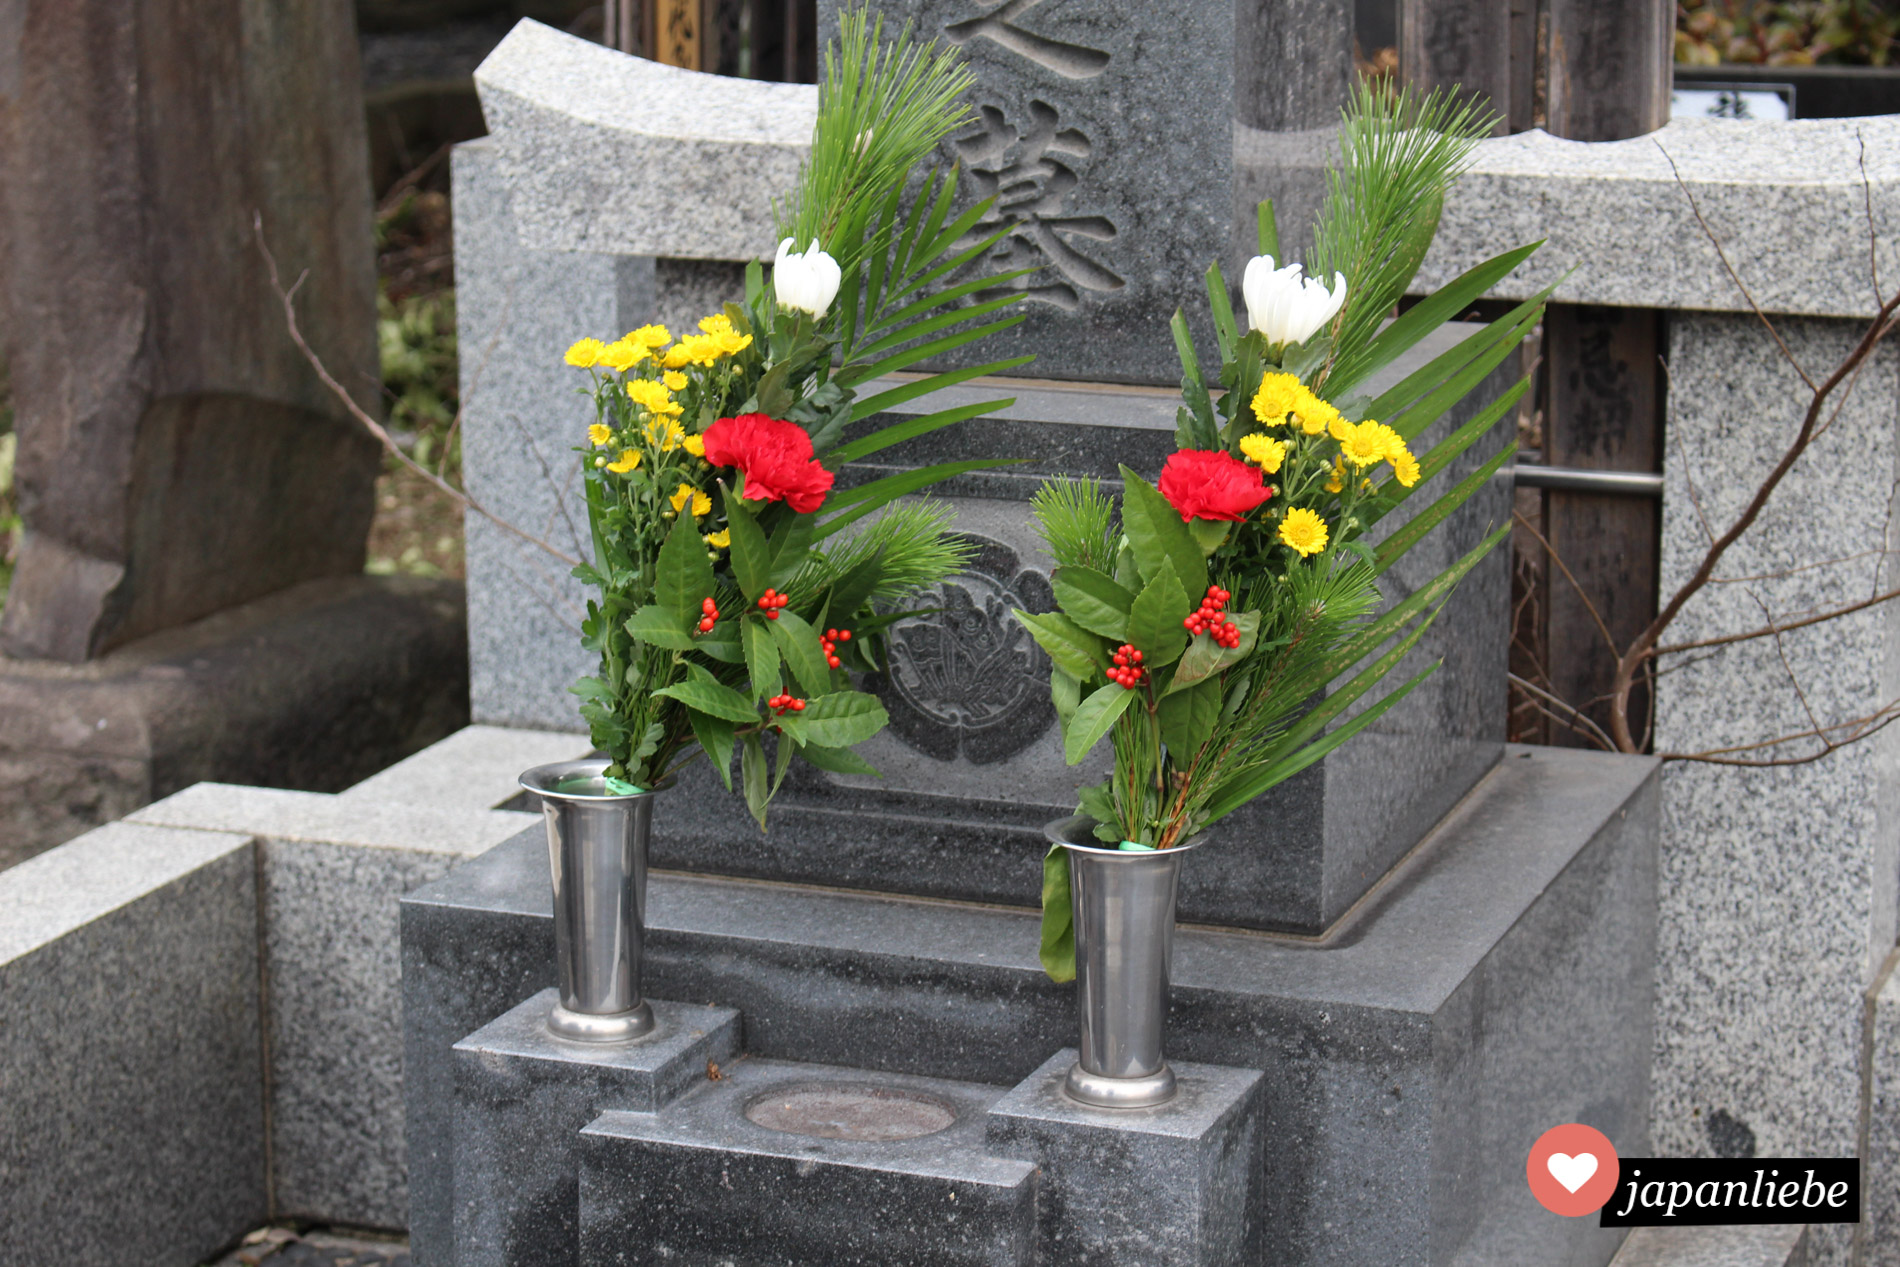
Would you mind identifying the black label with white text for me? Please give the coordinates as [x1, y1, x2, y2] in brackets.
[1598, 1158, 1859, 1226]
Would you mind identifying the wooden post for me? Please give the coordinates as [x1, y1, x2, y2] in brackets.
[1398, 0, 1512, 133]
[1544, 0, 1673, 142]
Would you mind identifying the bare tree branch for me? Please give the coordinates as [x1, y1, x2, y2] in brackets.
[1508, 673, 1617, 750]
[1658, 699, 1900, 767]
[1656, 584, 1900, 657]
[1513, 510, 1621, 658]
[254, 213, 583, 569]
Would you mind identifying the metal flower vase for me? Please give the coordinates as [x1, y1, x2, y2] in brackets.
[519, 759, 661, 1043]
[1046, 816, 1205, 1109]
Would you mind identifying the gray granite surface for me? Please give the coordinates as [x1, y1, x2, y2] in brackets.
[475, 21, 811, 261]
[1610, 1223, 1807, 1267]
[986, 1049, 1263, 1265]
[340, 724, 590, 812]
[128, 782, 535, 1230]
[403, 742, 1658, 1265]
[453, 990, 741, 1267]
[578, 1057, 1039, 1266]
[1648, 314, 1900, 1267]
[0, 822, 265, 1266]
[1865, 960, 1900, 1265]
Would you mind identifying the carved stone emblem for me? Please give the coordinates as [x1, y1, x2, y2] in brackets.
[873, 536, 1056, 765]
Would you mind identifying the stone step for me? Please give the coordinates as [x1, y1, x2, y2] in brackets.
[403, 744, 1659, 1267]
[1608, 1224, 1807, 1266]
[576, 1056, 1040, 1267]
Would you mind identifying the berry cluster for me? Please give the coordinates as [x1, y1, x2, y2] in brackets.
[1108, 644, 1147, 690]
[767, 693, 806, 715]
[696, 597, 719, 634]
[756, 588, 791, 621]
[820, 627, 852, 669]
[1182, 585, 1241, 648]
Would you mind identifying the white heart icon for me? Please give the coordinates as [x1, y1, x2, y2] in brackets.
[1547, 1151, 1598, 1194]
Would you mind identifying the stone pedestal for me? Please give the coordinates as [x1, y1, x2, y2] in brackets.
[453, 990, 742, 1267]
[579, 1059, 1040, 1267]
[403, 741, 1658, 1266]
[986, 1050, 1263, 1265]
[0, 576, 470, 870]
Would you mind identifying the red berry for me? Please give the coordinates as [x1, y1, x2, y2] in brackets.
[838, 630, 851, 641]
[791, 699, 805, 711]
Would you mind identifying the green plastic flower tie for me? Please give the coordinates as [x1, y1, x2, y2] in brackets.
[602, 775, 643, 796]
[1117, 840, 1156, 852]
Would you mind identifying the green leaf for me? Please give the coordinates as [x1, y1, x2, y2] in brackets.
[796, 741, 880, 776]
[1170, 311, 1220, 450]
[843, 358, 1035, 421]
[1051, 566, 1135, 641]
[653, 676, 757, 724]
[1188, 519, 1230, 557]
[625, 604, 697, 651]
[743, 616, 781, 701]
[1158, 676, 1222, 758]
[1364, 378, 1527, 529]
[827, 399, 1003, 466]
[687, 709, 737, 791]
[765, 511, 817, 588]
[771, 610, 833, 696]
[814, 460, 1022, 540]
[1385, 307, 1541, 443]
[1372, 443, 1516, 576]
[722, 483, 771, 600]
[1014, 609, 1108, 680]
[1125, 556, 1191, 667]
[783, 690, 888, 748]
[694, 624, 743, 664]
[1064, 681, 1138, 765]
[1051, 668, 1082, 727]
[1118, 469, 1208, 599]
[1166, 610, 1260, 693]
[741, 732, 769, 829]
[1257, 198, 1279, 259]
[1040, 844, 1075, 983]
[1205, 260, 1239, 364]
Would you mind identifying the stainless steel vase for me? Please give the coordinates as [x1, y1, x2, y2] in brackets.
[519, 760, 660, 1042]
[1046, 816, 1205, 1108]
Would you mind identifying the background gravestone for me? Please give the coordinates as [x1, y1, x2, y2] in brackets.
[820, 0, 1353, 385]
[0, 0, 383, 662]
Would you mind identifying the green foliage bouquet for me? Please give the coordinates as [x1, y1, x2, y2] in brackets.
[1021, 85, 1555, 979]
[563, 11, 1033, 825]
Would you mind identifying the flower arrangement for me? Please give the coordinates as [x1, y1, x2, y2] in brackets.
[563, 11, 1033, 826]
[1020, 84, 1555, 978]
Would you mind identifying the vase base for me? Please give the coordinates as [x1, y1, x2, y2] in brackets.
[1062, 1060, 1176, 1109]
[546, 1000, 656, 1043]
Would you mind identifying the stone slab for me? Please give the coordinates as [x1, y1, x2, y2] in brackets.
[1647, 313, 1900, 1253]
[1610, 1224, 1807, 1267]
[577, 1057, 1039, 1266]
[341, 724, 590, 812]
[0, 574, 469, 870]
[1863, 957, 1900, 1266]
[0, 822, 265, 1265]
[986, 1049, 1263, 1265]
[453, 990, 742, 1267]
[403, 743, 1658, 1265]
[131, 779, 537, 1230]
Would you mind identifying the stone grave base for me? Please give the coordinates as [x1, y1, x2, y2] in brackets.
[0, 574, 469, 868]
[403, 744, 1660, 1265]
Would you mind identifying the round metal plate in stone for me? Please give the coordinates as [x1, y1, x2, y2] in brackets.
[743, 1083, 958, 1142]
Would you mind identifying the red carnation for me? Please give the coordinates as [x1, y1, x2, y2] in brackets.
[1157, 449, 1272, 522]
[700, 413, 836, 514]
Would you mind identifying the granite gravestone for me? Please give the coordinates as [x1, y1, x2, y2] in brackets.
[818, 0, 1354, 385]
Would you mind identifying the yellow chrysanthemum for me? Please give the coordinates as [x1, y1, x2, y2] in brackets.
[1327, 414, 1354, 443]
[670, 483, 712, 518]
[703, 529, 731, 549]
[625, 324, 671, 349]
[1238, 433, 1288, 473]
[1292, 389, 1342, 437]
[1279, 507, 1329, 557]
[663, 370, 688, 391]
[599, 341, 643, 373]
[587, 423, 612, 447]
[698, 313, 734, 335]
[626, 378, 682, 418]
[714, 330, 753, 357]
[661, 343, 694, 369]
[1324, 457, 1346, 494]
[683, 333, 727, 365]
[565, 337, 607, 368]
[1339, 420, 1389, 469]
[606, 448, 642, 474]
[1390, 447, 1420, 488]
[1250, 372, 1302, 426]
[683, 434, 706, 458]
[646, 416, 686, 450]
